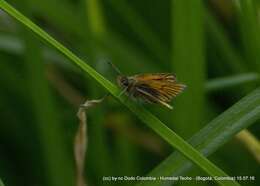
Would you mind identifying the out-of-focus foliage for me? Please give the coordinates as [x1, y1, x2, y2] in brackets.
[0, 0, 259, 186]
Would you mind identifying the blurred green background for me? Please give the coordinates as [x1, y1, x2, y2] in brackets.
[0, 0, 259, 186]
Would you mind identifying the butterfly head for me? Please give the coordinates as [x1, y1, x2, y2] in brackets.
[117, 75, 136, 88]
[117, 75, 129, 88]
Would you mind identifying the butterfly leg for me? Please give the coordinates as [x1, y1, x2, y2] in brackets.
[118, 87, 128, 97]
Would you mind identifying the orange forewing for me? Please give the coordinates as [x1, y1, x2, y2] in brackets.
[133, 73, 186, 102]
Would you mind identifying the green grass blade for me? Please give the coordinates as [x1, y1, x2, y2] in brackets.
[23, 30, 73, 186]
[205, 10, 246, 73]
[206, 73, 259, 92]
[0, 1, 240, 185]
[137, 88, 260, 186]
[0, 179, 4, 186]
[85, 0, 106, 37]
[236, 0, 260, 72]
[171, 0, 206, 137]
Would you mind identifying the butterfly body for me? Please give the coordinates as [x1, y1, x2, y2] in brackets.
[117, 73, 186, 109]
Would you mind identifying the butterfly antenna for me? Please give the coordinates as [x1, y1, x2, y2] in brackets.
[107, 61, 122, 75]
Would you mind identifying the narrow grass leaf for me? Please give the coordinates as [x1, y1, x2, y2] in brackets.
[0, 179, 4, 186]
[23, 30, 73, 186]
[85, 0, 106, 37]
[206, 73, 259, 92]
[137, 88, 260, 186]
[235, 129, 260, 163]
[236, 0, 260, 72]
[171, 0, 206, 137]
[75, 97, 106, 186]
[205, 10, 246, 73]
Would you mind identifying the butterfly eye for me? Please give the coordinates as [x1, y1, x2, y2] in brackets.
[121, 77, 129, 86]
